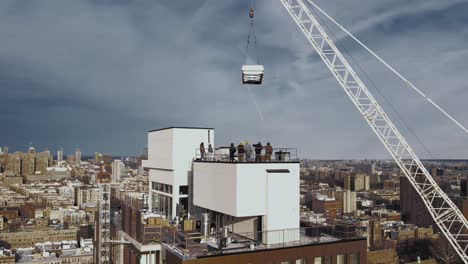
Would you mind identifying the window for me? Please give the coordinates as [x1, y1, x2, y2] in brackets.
[314, 257, 321, 264]
[323, 256, 331, 264]
[179, 185, 189, 195]
[280, 262, 291, 264]
[337, 255, 346, 264]
[295, 259, 306, 264]
[350, 253, 359, 264]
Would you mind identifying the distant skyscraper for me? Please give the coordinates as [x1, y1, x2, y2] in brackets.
[3, 147, 8, 155]
[343, 190, 357, 214]
[461, 178, 468, 197]
[75, 148, 81, 164]
[57, 148, 64, 163]
[400, 176, 435, 227]
[111, 160, 123, 182]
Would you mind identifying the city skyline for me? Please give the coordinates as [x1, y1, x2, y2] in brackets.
[1, 0, 468, 159]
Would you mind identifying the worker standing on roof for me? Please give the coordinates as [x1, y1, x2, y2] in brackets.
[229, 143, 237, 162]
[245, 140, 252, 161]
[238, 142, 245, 162]
[200, 142, 206, 160]
[208, 144, 214, 161]
[265, 142, 273, 162]
[253, 141, 263, 162]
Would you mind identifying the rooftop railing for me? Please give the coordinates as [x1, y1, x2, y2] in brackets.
[194, 147, 298, 163]
[163, 226, 364, 259]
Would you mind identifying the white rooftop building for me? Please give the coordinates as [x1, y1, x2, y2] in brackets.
[143, 126, 300, 245]
[143, 127, 214, 219]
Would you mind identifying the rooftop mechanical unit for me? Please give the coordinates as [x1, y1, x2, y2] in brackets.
[242, 65, 264, 85]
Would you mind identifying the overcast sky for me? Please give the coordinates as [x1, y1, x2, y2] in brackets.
[1, 0, 468, 159]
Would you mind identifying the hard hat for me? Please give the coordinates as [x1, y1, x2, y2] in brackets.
[240, 141, 244, 145]
[246, 140, 250, 144]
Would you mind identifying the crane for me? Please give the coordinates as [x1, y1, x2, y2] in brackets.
[279, 0, 468, 261]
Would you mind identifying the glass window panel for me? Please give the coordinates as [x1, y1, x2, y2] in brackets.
[337, 255, 346, 264]
[350, 253, 359, 264]
[314, 257, 321, 264]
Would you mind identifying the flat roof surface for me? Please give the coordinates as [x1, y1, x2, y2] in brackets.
[148, 127, 214, 132]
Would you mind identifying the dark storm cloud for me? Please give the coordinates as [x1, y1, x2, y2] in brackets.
[1, 0, 468, 159]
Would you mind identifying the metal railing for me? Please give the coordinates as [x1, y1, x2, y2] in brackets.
[165, 226, 363, 259]
[195, 147, 298, 163]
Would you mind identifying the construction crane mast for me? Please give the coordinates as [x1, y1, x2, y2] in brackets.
[280, 0, 468, 261]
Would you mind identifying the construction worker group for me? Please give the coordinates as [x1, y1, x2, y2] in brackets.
[199, 141, 273, 162]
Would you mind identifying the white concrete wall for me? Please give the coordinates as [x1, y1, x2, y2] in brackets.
[264, 170, 300, 244]
[145, 129, 173, 170]
[193, 162, 238, 216]
[173, 129, 214, 187]
[149, 169, 174, 186]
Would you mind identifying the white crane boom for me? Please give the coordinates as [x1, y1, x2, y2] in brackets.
[280, 0, 468, 261]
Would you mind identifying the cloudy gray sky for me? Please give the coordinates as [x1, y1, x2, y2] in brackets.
[1, 0, 468, 159]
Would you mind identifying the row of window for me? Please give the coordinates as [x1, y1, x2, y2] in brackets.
[152, 182, 172, 194]
[151, 182, 189, 195]
[279, 253, 359, 264]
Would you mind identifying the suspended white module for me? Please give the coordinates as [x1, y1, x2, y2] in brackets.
[243, 6, 264, 85]
[242, 64, 264, 85]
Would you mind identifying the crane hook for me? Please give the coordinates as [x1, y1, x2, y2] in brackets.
[249, 7, 254, 19]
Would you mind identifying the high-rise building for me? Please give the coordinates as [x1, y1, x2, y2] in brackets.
[75, 148, 82, 164]
[35, 152, 50, 174]
[344, 174, 369, 192]
[344, 175, 354, 191]
[461, 178, 468, 197]
[21, 153, 35, 176]
[57, 148, 64, 163]
[400, 176, 435, 227]
[111, 160, 123, 182]
[343, 190, 357, 214]
[354, 174, 370, 191]
[5, 153, 21, 176]
[75, 186, 100, 208]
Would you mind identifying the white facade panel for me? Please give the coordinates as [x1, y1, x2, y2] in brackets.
[145, 130, 173, 170]
[193, 162, 300, 219]
[264, 170, 300, 244]
[149, 169, 174, 186]
[172, 129, 214, 187]
[192, 162, 238, 216]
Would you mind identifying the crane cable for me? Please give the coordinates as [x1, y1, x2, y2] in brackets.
[246, 0, 262, 64]
[306, 0, 468, 136]
[245, 0, 265, 121]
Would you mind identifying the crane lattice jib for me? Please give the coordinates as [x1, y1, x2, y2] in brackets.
[280, 0, 468, 261]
